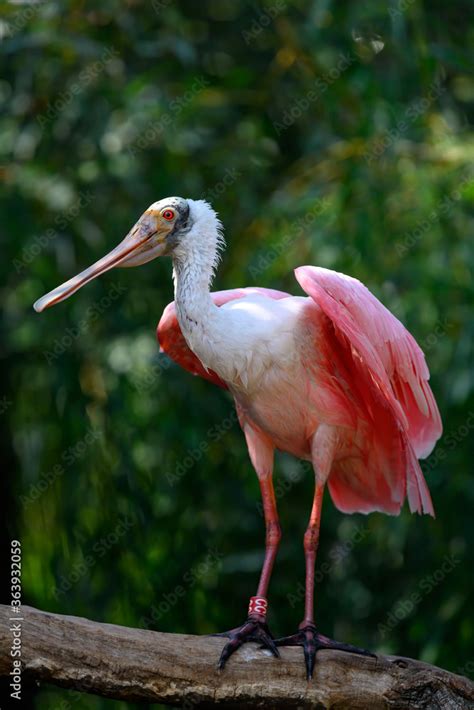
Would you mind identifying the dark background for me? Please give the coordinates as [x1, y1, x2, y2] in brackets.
[1, 1, 473, 708]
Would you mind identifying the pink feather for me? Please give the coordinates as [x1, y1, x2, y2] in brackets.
[295, 266, 440, 516]
[157, 272, 441, 517]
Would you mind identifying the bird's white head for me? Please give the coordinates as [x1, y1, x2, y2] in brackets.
[33, 197, 223, 313]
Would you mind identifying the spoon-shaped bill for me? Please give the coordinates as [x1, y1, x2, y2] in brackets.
[33, 222, 162, 313]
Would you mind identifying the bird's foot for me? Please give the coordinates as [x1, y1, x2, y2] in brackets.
[275, 622, 375, 680]
[215, 616, 279, 669]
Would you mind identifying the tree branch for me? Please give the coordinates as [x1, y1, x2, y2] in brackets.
[0, 605, 472, 708]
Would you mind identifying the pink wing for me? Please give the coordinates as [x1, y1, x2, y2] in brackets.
[157, 287, 291, 390]
[295, 266, 442, 516]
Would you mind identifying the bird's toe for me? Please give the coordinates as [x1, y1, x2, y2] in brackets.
[275, 623, 376, 680]
[216, 617, 278, 669]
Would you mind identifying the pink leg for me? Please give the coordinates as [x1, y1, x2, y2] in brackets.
[217, 424, 281, 668]
[255, 475, 281, 600]
[300, 478, 325, 627]
[276, 425, 375, 678]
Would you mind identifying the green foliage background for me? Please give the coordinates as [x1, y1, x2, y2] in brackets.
[1, 1, 473, 707]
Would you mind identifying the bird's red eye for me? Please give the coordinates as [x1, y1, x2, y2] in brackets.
[162, 209, 175, 221]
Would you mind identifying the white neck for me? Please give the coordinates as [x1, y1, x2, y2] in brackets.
[171, 199, 224, 364]
[170, 199, 294, 391]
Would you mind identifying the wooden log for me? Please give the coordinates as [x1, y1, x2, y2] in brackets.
[0, 605, 473, 708]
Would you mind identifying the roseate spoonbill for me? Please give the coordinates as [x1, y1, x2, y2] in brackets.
[34, 197, 442, 678]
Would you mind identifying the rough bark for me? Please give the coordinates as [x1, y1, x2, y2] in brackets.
[0, 605, 473, 709]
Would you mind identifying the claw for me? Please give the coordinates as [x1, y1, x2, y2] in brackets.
[275, 624, 376, 680]
[210, 628, 240, 638]
[258, 630, 280, 658]
[304, 646, 315, 680]
[217, 617, 279, 669]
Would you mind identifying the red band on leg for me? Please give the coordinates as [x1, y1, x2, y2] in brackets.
[248, 596, 268, 618]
